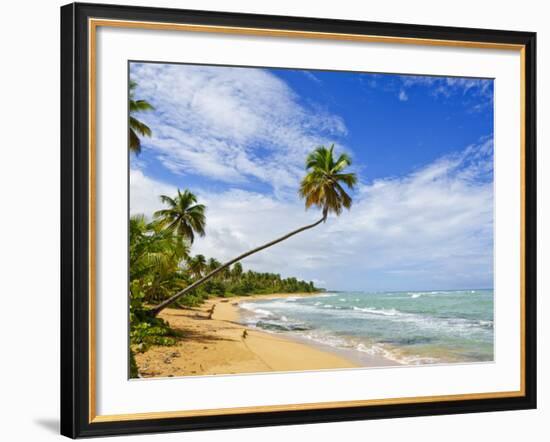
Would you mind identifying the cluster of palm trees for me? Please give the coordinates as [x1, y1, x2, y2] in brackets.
[187, 256, 236, 281]
[129, 81, 358, 318]
[129, 202, 319, 311]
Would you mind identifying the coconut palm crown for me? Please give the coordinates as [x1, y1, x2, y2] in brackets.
[129, 80, 154, 154]
[299, 144, 357, 219]
[153, 189, 206, 244]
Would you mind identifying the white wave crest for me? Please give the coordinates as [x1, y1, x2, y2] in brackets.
[352, 306, 402, 316]
[239, 303, 274, 318]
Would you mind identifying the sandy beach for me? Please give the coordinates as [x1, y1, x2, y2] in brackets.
[135, 293, 395, 378]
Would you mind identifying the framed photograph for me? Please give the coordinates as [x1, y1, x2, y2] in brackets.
[60, 2, 536, 438]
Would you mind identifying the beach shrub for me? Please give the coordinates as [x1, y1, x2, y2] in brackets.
[130, 308, 181, 350]
[130, 283, 181, 351]
[175, 293, 204, 307]
[129, 349, 139, 378]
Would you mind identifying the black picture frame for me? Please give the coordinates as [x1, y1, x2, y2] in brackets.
[61, 2, 537, 438]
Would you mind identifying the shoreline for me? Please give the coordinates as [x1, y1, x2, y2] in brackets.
[134, 292, 395, 378]
[228, 293, 399, 368]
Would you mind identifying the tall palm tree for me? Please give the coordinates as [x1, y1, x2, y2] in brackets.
[220, 264, 232, 281]
[149, 145, 356, 316]
[207, 258, 222, 274]
[231, 262, 243, 280]
[153, 189, 206, 244]
[187, 254, 207, 279]
[129, 80, 154, 154]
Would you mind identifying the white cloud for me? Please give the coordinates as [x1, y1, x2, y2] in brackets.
[398, 90, 408, 101]
[303, 71, 322, 84]
[398, 75, 493, 110]
[130, 63, 347, 196]
[130, 168, 176, 217]
[131, 139, 493, 291]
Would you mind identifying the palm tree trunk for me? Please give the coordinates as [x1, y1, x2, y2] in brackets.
[148, 215, 326, 317]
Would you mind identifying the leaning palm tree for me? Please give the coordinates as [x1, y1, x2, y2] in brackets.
[129, 80, 154, 154]
[149, 145, 356, 316]
[153, 189, 206, 244]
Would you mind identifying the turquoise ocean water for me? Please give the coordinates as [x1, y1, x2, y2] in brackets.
[238, 290, 494, 365]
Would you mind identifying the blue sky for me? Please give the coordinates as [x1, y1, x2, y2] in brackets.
[130, 62, 494, 292]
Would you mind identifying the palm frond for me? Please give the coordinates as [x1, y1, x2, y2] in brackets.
[159, 195, 177, 207]
[129, 129, 141, 154]
[129, 116, 152, 137]
[333, 172, 357, 188]
[130, 99, 155, 113]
